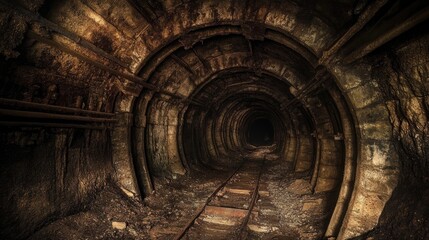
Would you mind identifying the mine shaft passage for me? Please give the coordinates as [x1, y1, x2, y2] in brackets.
[1, 0, 427, 240]
[245, 118, 275, 146]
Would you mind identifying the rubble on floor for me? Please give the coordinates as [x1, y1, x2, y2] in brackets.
[29, 171, 229, 240]
[29, 158, 336, 240]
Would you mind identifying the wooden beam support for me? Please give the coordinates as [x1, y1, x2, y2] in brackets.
[27, 32, 204, 107]
[192, 48, 212, 72]
[286, 0, 389, 113]
[170, 54, 196, 75]
[27, 32, 153, 88]
[281, 68, 328, 110]
[344, 5, 429, 63]
[0, 0, 129, 68]
[124, 0, 160, 29]
[319, 0, 389, 65]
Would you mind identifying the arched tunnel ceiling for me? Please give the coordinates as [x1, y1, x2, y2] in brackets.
[0, 0, 428, 239]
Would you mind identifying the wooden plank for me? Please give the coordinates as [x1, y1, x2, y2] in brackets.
[203, 206, 248, 219]
[225, 188, 252, 195]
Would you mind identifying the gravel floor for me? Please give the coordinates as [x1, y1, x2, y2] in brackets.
[29, 154, 337, 240]
[262, 161, 336, 239]
[29, 170, 229, 240]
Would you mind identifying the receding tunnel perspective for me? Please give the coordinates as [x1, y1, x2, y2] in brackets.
[0, 1, 428, 240]
[245, 118, 275, 146]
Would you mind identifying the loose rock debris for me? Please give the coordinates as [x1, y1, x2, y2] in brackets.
[29, 160, 336, 240]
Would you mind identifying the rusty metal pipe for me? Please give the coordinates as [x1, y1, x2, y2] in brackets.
[0, 121, 110, 129]
[0, 98, 114, 117]
[0, 109, 116, 123]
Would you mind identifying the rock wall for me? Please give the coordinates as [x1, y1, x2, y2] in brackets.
[0, 129, 113, 239]
[0, 2, 116, 239]
[360, 27, 429, 240]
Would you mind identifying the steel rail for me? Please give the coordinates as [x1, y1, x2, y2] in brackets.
[237, 160, 265, 240]
[173, 162, 245, 240]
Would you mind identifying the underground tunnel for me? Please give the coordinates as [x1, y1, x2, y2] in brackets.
[0, 0, 428, 239]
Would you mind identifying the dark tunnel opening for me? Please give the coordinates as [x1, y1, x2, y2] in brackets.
[245, 117, 275, 147]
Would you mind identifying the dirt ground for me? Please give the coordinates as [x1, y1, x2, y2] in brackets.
[29, 154, 336, 240]
[256, 161, 336, 239]
[29, 169, 229, 240]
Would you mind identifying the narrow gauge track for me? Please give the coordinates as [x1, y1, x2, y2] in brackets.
[174, 159, 265, 240]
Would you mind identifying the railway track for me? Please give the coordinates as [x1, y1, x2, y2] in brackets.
[174, 159, 265, 240]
